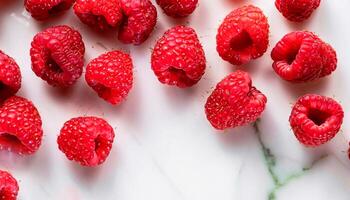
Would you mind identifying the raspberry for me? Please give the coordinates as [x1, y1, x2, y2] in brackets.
[271, 31, 337, 82]
[57, 116, 115, 166]
[0, 96, 43, 155]
[275, 0, 321, 22]
[73, 0, 123, 31]
[205, 70, 267, 130]
[85, 50, 133, 105]
[156, 0, 198, 18]
[25, 0, 75, 20]
[151, 26, 206, 88]
[216, 5, 269, 65]
[0, 170, 19, 200]
[30, 25, 85, 87]
[0, 51, 21, 101]
[290, 94, 344, 147]
[118, 0, 157, 45]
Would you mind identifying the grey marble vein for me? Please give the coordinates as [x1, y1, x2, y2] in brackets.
[252, 121, 327, 200]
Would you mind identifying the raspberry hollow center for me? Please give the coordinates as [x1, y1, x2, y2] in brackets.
[0, 133, 26, 153]
[48, 2, 69, 15]
[46, 56, 63, 73]
[230, 30, 253, 51]
[168, 67, 188, 79]
[286, 46, 300, 65]
[0, 82, 12, 98]
[307, 108, 331, 126]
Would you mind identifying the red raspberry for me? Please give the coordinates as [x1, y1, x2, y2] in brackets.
[151, 26, 206, 88]
[57, 116, 115, 166]
[205, 70, 267, 130]
[25, 0, 75, 20]
[0, 96, 43, 155]
[0, 51, 21, 101]
[30, 25, 85, 87]
[290, 94, 344, 147]
[275, 0, 321, 22]
[85, 50, 133, 105]
[0, 170, 19, 200]
[216, 5, 269, 65]
[118, 0, 157, 45]
[73, 0, 123, 31]
[271, 31, 337, 82]
[156, 0, 198, 18]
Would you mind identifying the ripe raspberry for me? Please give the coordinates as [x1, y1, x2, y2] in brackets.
[290, 94, 344, 147]
[0, 51, 21, 101]
[118, 0, 157, 45]
[151, 26, 206, 88]
[0, 96, 43, 155]
[271, 31, 337, 82]
[57, 117, 115, 166]
[216, 5, 269, 65]
[25, 0, 75, 20]
[275, 0, 321, 22]
[73, 0, 123, 31]
[156, 0, 198, 18]
[205, 70, 267, 130]
[85, 50, 133, 105]
[30, 25, 85, 87]
[0, 170, 19, 200]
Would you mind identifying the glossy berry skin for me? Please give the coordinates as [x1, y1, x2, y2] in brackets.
[275, 0, 321, 22]
[151, 26, 206, 88]
[30, 25, 85, 87]
[216, 5, 269, 65]
[271, 31, 337, 82]
[118, 0, 157, 45]
[25, 0, 75, 20]
[57, 117, 115, 167]
[0, 51, 21, 101]
[290, 94, 344, 147]
[73, 0, 123, 31]
[85, 50, 133, 105]
[156, 0, 198, 18]
[0, 96, 43, 155]
[205, 70, 267, 130]
[0, 170, 19, 200]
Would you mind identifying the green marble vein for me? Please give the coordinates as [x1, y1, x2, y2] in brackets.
[252, 121, 324, 200]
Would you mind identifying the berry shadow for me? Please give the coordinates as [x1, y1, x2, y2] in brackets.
[0, 146, 52, 181]
[278, 78, 331, 99]
[42, 81, 78, 101]
[215, 124, 257, 149]
[224, 0, 249, 6]
[67, 146, 119, 189]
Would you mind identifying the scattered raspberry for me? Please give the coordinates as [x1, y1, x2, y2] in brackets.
[156, 0, 198, 18]
[118, 0, 157, 45]
[0, 51, 21, 101]
[0, 96, 43, 155]
[57, 117, 115, 166]
[85, 50, 133, 105]
[0, 170, 19, 200]
[30, 25, 85, 87]
[151, 26, 206, 88]
[25, 0, 75, 20]
[216, 5, 269, 65]
[275, 0, 321, 22]
[205, 70, 267, 130]
[73, 0, 123, 31]
[290, 94, 344, 147]
[271, 31, 337, 82]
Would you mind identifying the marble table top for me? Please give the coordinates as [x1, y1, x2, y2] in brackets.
[0, 0, 349, 199]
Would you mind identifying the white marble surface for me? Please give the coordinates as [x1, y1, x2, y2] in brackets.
[0, 0, 350, 199]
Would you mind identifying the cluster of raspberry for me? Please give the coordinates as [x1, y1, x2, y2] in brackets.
[0, 0, 343, 199]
